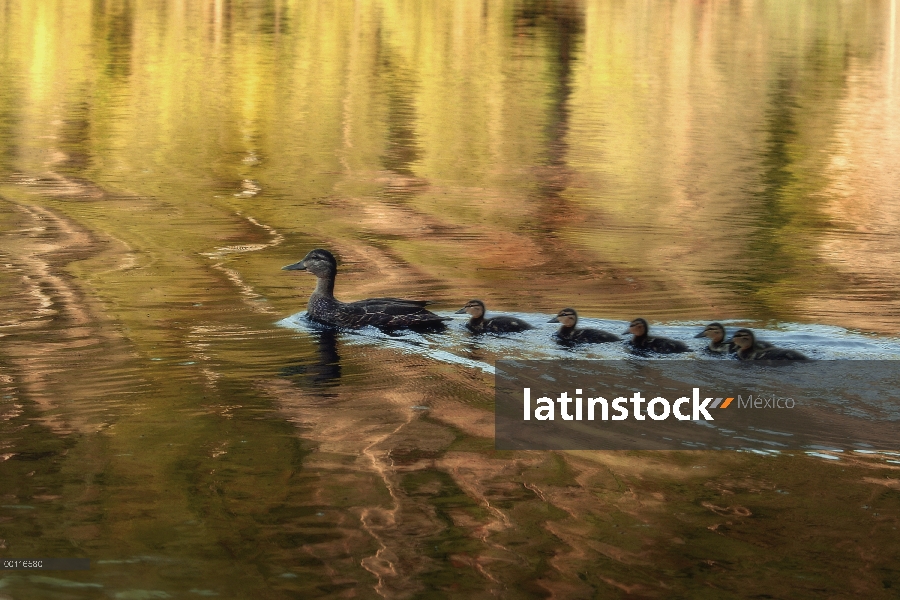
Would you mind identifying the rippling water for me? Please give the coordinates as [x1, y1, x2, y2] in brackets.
[2, 0, 900, 597]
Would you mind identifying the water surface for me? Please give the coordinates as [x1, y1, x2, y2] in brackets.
[1, 0, 900, 597]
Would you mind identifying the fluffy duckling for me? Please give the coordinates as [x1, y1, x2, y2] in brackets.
[549, 308, 621, 344]
[731, 328, 809, 360]
[455, 299, 534, 333]
[695, 322, 732, 353]
[623, 318, 690, 354]
[695, 322, 773, 354]
[282, 249, 449, 331]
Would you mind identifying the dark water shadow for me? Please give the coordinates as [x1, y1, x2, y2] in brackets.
[92, 0, 134, 80]
[374, 20, 425, 203]
[731, 50, 849, 317]
[513, 1, 595, 275]
[515, 0, 584, 175]
[280, 329, 342, 391]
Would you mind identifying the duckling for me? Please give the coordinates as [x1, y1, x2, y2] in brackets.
[695, 322, 773, 355]
[731, 328, 809, 360]
[455, 299, 534, 333]
[623, 318, 691, 354]
[695, 322, 733, 353]
[282, 249, 449, 331]
[549, 308, 621, 344]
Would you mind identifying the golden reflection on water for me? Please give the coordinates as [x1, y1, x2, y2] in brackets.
[1, 0, 900, 597]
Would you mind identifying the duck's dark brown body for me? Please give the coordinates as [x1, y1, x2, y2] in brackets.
[738, 346, 808, 360]
[284, 249, 449, 331]
[307, 294, 447, 330]
[625, 318, 691, 354]
[456, 300, 534, 333]
[556, 327, 621, 343]
[465, 315, 534, 333]
[629, 335, 690, 354]
[732, 329, 809, 361]
[550, 308, 620, 344]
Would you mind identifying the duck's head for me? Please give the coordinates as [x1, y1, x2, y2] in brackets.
[695, 322, 726, 343]
[549, 308, 578, 327]
[731, 328, 755, 350]
[623, 317, 648, 337]
[282, 249, 337, 278]
[455, 299, 486, 318]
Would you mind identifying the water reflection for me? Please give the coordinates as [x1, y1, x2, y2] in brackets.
[92, 0, 133, 80]
[377, 32, 422, 188]
[517, 0, 586, 256]
[737, 72, 817, 318]
[280, 328, 342, 389]
[57, 101, 93, 177]
[2, 0, 900, 597]
[516, 0, 583, 172]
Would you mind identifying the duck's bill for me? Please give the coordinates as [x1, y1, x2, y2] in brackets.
[547, 316, 560, 323]
[454, 307, 468, 314]
[621, 329, 631, 335]
[281, 261, 307, 271]
[693, 331, 708, 338]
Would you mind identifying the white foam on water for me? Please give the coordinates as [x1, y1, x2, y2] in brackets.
[277, 311, 900, 368]
[805, 452, 842, 461]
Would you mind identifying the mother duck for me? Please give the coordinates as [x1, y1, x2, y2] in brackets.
[282, 249, 449, 331]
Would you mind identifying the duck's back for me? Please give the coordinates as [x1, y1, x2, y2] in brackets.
[633, 335, 690, 354]
[561, 328, 621, 343]
[309, 294, 448, 330]
[473, 316, 533, 333]
[650, 336, 690, 353]
[752, 346, 809, 361]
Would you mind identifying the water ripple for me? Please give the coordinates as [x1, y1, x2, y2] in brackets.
[277, 311, 900, 373]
